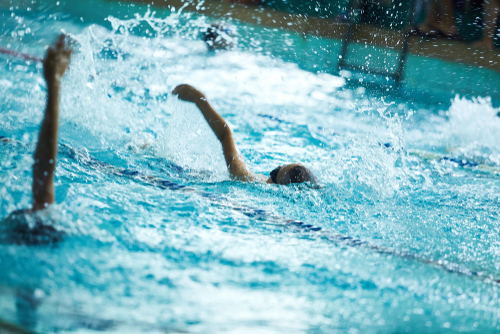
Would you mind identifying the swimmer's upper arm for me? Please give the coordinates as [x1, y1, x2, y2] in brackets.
[220, 134, 255, 181]
[32, 85, 58, 211]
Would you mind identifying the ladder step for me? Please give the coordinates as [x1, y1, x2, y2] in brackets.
[339, 63, 399, 78]
[339, 23, 410, 84]
[350, 24, 406, 50]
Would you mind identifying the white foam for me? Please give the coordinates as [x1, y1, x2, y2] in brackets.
[448, 95, 500, 149]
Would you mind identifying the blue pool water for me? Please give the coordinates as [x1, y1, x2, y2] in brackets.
[1, 2, 500, 333]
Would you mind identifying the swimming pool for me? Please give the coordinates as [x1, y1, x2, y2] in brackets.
[2, 1, 500, 333]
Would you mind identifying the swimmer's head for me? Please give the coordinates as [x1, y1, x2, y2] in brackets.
[267, 164, 319, 185]
[201, 24, 234, 50]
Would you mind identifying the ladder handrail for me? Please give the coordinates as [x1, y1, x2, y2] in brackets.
[339, 0, 417, 86]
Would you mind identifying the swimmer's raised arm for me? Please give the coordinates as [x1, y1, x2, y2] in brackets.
[32, 35, 72, 211]
[172, 84, 259, 181]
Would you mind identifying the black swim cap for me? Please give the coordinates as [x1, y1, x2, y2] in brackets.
[270, 166, 282, 184]
[202, 27, 219, 43]
[201, 24, 233, 49]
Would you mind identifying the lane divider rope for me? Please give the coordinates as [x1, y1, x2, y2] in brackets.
[0, 47, 43, 63]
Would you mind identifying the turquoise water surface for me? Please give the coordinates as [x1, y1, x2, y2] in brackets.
[1, 1, 500, 333]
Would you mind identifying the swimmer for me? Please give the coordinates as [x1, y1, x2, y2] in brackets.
[1, 34, 72, 244]
[172, 84, 318, 185]
[201, 24, 234, 50]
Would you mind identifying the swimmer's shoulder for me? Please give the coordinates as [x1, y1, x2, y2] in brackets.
[1, 208, 63, 245]
[1, 209, 34, 240]
[237, 173, 267, 183]
[2, 208, 32, 227]
[254, 174, 268, 183]
[231, 172, 267, 183]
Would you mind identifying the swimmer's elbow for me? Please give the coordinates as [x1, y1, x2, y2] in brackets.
[33, 159, 56, 175]
[217, 125, 232, 143]
[227, 156, 254, 182]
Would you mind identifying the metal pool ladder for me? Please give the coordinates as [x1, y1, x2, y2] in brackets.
[338, 0, 416, 87]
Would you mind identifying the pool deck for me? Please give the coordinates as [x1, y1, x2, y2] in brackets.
[117, 0, 500, 73]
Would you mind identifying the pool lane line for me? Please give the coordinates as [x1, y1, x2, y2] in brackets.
[382, 143, 500, 174]
[257, 114, 286, 123]
[409, 149, 500, 175]
[2, 137, 500, 285]
[0, 47, 43, 63]
[59, 144, 500, 285]
[258, 116, 500, 175]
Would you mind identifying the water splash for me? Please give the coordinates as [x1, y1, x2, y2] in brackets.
[447, 95, 500, 164]
[154, 97, 228, 179]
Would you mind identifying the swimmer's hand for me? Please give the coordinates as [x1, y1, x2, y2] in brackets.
[172, 84, 206, 104]
[43, 34, 72, 85]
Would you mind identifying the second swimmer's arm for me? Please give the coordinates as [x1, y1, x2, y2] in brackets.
[172, 84, 254, 180]
[32, 35, 72, 211]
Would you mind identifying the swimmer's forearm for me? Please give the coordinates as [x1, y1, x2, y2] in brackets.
[38, 82, 59, 160]
[195, 99, 232, 143]
[195, 99, 249, 178]
[32, 81, 59, 210]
